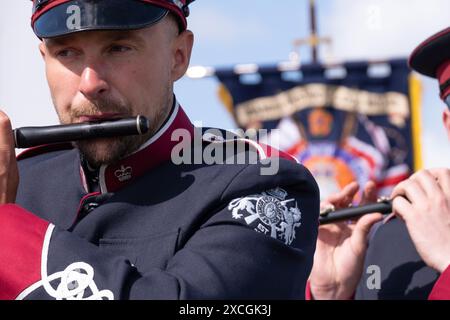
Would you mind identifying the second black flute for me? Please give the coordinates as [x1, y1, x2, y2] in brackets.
[13, 116, 150, 149]
[319, 199, 392, 224]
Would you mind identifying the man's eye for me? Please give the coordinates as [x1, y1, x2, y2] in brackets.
[109, 45, 132, 53]
[56, 49, 77, 57]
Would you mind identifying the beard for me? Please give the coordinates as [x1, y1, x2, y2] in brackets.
[62, 97, 167, 168]
[75, 134, 151, 168]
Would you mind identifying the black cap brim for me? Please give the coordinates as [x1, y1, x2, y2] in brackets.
[33, 0, 169, 38]
[409, 27, 450, 78]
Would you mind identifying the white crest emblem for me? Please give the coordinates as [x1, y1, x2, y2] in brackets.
[114, 165, 133, 182]
[228, 187, 302, 245]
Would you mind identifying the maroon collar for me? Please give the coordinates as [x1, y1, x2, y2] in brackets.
[80, 102, 194, 193]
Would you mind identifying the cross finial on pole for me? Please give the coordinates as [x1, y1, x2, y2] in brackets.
[292, 0, 332, 65]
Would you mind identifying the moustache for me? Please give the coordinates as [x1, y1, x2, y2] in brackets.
[70, 99, 131, 119]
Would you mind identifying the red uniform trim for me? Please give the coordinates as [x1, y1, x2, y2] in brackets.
[428, 264, 450, 300]
[0, 204, 49, 300]
[99, 105, 195, 193]
[305, 280, 313, 300]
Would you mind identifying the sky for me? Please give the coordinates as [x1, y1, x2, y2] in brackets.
[0, 0, 449, 168]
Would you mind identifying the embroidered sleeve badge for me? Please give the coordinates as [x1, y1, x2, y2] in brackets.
[228, 188, 302, 245]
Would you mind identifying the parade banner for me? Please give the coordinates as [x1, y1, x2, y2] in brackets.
[216, 59, 422, 200]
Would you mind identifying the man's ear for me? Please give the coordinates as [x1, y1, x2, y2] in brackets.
[171, 30, 194, 82]
[39, 41, 46, 60]
[443, 108, 450, 141]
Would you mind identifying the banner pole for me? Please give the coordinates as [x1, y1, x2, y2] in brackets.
[309, 0, 318, 63]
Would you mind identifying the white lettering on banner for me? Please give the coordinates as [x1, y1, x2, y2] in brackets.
[235, 84, 409, 128]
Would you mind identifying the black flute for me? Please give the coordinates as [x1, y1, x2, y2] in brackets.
[13, 116, 150, 149]
[319, 199, 393, 224]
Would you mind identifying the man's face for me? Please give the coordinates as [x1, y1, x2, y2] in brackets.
[40, 16, 193, 167]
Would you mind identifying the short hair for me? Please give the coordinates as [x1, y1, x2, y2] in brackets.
[166, 12, 183, 35]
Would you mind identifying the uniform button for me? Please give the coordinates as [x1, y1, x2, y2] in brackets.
[78, 202, 100, 221]
[83, 202, 99, 214]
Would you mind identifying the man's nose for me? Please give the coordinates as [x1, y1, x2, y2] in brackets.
[79, 66, 110, 100]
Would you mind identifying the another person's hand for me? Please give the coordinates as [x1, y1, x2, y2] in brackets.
[392, 168, 450, 273]
[0, 110, 18, 204]
[309, 181, 384, 299]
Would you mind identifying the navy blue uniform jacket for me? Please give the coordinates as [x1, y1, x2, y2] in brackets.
[0, 102, 319, 300]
